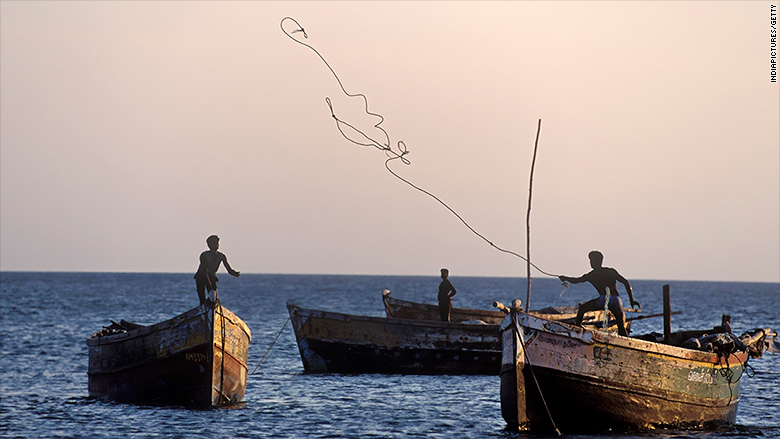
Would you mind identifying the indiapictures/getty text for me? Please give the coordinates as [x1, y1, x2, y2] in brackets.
[771, 4, 777, 82]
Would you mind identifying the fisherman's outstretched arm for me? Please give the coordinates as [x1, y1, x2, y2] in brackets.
[559, 273, 589, 284]
[222, 255, 240, 277]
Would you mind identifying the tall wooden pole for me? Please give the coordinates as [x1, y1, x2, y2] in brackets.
[526, 119, 542, 312]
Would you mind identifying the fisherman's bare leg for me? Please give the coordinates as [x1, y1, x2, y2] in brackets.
[575, 298, 602, 326]
[196, 281, 207, 305]
[608, 296, 628, 336]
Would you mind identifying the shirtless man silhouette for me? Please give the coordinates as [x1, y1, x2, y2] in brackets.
[559, 251, 640, 336]
[194, 235, 240, 306]
[438, 268, 458, 322]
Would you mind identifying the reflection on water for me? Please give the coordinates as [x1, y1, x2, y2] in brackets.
[1, 273, 777, 438]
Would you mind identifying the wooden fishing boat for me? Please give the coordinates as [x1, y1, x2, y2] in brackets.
[286, 300, 500, 375]
[498, 299, 775, 432]
[87, 302, 251, 408]
[382, 290, 625, 330]
[382, 290, 507, 324]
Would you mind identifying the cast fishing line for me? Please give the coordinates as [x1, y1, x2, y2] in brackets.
[281, 17, 559, 279]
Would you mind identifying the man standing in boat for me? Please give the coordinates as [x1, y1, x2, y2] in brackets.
[194, 235, 240, 306]
[559, 251, 640, 336]
[438, 268, 457, 322]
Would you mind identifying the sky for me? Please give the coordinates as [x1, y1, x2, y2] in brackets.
[1, 1, 778, 283]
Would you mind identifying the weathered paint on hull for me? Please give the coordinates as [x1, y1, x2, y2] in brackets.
[87, 303, 251, 408]
[302, 339, 499, 374]
[287, 300, 500, 375]
[212, 306, 251, 405]
[88, 343, 214, 407]
[500, 312, 745, 432]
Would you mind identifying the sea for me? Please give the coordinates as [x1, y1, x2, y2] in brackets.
[0, 272, 778, 439]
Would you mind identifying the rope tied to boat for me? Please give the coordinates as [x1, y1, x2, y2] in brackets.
[216, 299, 229, 405]
[251, 317, 291, 375]
[716, 352, 738, 406]
[602, 287, 611, 331]
[714, 345, 752, 406]
[512, 312, 561, 436]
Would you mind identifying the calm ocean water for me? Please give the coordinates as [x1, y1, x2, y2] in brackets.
[0, 272, 778, 439]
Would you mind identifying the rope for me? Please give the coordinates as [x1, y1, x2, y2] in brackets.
[513, 313, 561, 436]
[602, 287, 611, 331]
[382, 159, 557, 277]
[716, 350, 750, 406]
[251, 317, 291, 375]
[744, 361, 755, 378]
[281, 17, 559, 279]
[717, 352, 736, 406]
[216, 299, 229, 404]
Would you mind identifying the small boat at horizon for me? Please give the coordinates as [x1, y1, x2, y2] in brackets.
[87, 301, 252, 408]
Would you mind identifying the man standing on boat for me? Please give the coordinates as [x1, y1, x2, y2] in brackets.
[438, 268, 457, 322]
[194, 235, 240, 306]
[559, 251, 640, 336]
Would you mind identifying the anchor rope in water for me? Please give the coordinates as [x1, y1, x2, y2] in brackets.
[281, 17, 559, 278]
[251, 317, 290, 375]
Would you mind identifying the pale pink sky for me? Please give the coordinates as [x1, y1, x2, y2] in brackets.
[1, 1, 778, 282]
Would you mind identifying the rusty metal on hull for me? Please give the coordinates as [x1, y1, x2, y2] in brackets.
[87, 302, 251, 408]
[287, 300, 501, 375]
[499, 310, 767, 432]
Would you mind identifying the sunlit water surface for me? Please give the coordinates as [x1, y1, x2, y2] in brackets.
[1, 273, 777, 438]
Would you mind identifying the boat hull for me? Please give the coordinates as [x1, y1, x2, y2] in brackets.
[287, 300, 500, 375]
[382, 290, 506, 324]
[87, 303, 251, 408]
[382, 291, 620, 330]
[500, 312, 745, 432]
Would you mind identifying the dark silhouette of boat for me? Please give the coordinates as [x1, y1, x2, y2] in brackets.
[87, 302, 251, 408]
[287, 299, 500, 375]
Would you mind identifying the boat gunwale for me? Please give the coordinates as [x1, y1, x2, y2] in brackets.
[87, 303, 251, 347]
[288, 301, 500, 332]
[214, 304, 252, 340]
[383, 292, 618, 327]
[383, 292, 506, 319]
[86, 305, 211, 346]
[511, 311, 749, 367]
